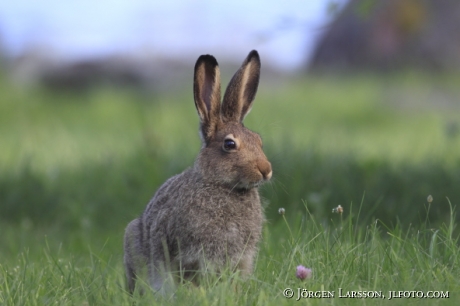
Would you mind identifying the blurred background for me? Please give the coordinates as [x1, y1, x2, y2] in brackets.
[1, 0, 460, 258]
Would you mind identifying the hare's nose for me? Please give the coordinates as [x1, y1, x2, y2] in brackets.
[265, 169, 273, 180]
[258, 160, 272, 181]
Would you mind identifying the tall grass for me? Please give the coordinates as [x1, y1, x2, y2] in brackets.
[1, 199, 458, 305]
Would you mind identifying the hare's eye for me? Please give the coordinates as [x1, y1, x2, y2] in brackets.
[223, 139, 237, 151]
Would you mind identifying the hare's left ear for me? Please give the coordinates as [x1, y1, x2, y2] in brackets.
[221, 50, 260, 123]
[194, 54, 222, 143]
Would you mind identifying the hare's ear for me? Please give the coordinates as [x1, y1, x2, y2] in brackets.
[193, 54, 222, 143]
[221, 50, 260, 123]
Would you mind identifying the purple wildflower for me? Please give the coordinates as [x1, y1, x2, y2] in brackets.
[296, 265, 312, 280]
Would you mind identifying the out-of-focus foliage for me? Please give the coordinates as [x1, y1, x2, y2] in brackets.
[1, 73, 460, 237]
[310, 0, 460, 71]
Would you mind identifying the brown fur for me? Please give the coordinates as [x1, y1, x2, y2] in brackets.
[123, 50, 272, 294]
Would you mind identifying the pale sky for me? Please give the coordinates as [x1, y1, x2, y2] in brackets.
[0, 0, 347, 70]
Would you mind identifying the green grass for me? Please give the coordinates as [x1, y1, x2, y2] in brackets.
[1, 202, 458, 305]
[1, 72, 460, 304]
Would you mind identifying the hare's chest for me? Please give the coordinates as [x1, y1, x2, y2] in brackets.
[183, 191, 263, 243]
[221, 204, 263, 245]
[220, 222, 261, 255]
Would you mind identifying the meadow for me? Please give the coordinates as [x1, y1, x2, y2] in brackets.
[0, 71, 459, 305]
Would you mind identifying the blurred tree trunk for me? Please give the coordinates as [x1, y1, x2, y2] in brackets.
[309, 0, 460, 72]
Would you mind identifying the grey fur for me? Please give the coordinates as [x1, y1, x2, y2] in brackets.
[123, 50, 272, 294]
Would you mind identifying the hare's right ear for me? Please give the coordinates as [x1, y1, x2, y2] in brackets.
[193, 55, 222, 144]
[221, 50, 260, 123]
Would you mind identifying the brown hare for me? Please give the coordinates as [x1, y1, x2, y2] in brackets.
[123, 50, 272, 294]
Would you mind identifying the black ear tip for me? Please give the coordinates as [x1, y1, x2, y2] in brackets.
[196, 54, 218, 69]
[247, 50, 260, 62]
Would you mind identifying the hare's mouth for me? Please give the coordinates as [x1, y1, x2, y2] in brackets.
[235, 180, 263, 191]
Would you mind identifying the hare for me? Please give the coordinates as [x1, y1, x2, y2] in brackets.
[123, 50, 272, 294]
